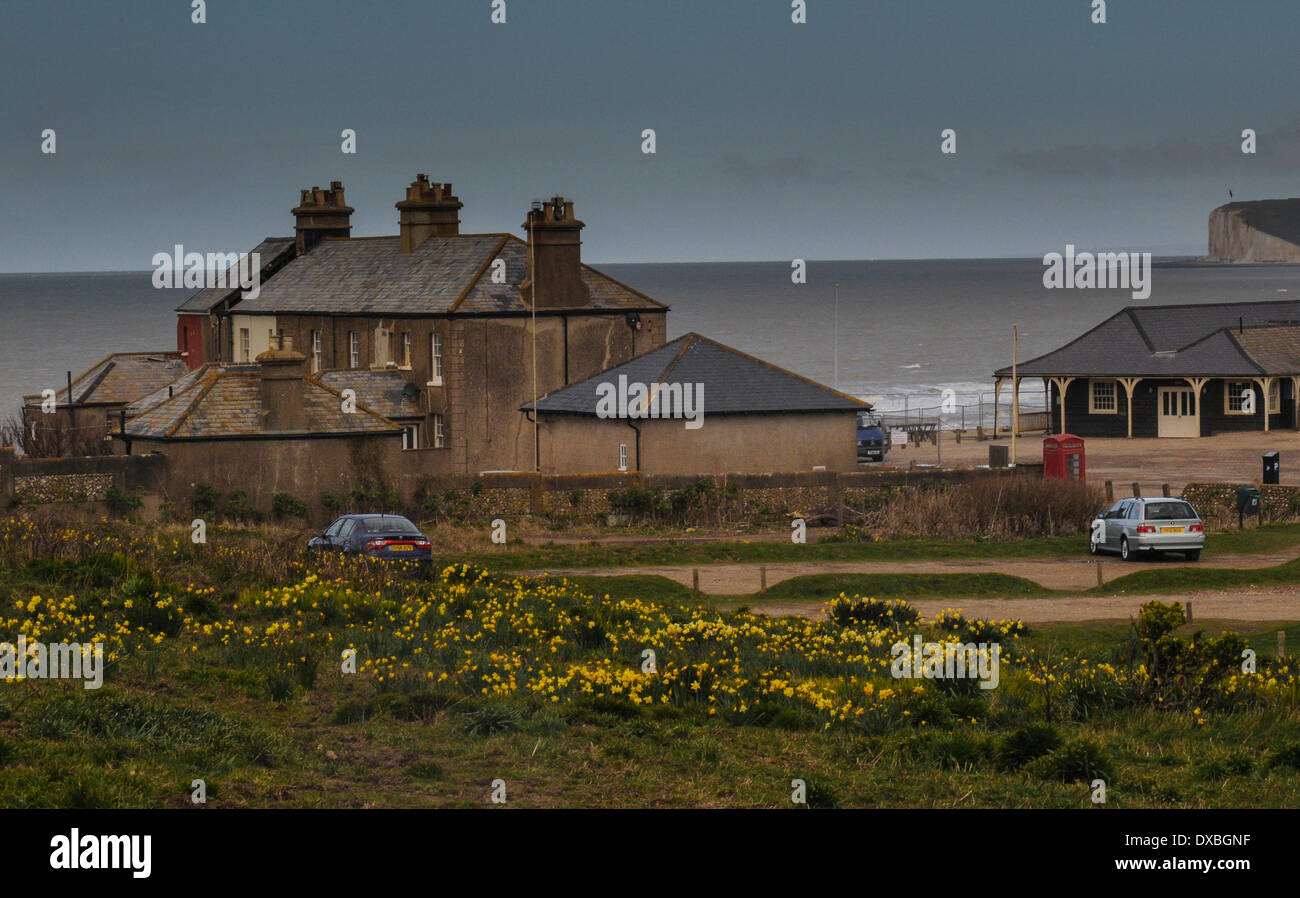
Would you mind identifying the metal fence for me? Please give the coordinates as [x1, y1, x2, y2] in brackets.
[868, 390, 1051, 433]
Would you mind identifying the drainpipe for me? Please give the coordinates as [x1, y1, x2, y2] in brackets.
[524, 409, 540, 471]
[562, 313, 569, 385]
[625, 420, 641, 471]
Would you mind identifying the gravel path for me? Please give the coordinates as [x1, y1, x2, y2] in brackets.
[532, 551, 1300, 622]
[534, 549, 1300, 594]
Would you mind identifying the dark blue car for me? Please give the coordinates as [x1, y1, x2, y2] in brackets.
[309, 514, 432, 561]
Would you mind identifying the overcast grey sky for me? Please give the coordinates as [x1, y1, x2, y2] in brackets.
[2, 0, 1299, 270]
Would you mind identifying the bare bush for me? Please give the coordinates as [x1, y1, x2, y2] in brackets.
[855, 477, 1105, 540]
[4, 408, 114, 458]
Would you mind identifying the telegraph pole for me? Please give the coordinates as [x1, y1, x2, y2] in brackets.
[1011, 324, 1019, 467]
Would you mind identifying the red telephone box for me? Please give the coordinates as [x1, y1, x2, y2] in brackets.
[1043, 434, 1085, 481]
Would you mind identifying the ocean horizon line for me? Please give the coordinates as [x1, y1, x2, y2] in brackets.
[0, 251, 1214, 277]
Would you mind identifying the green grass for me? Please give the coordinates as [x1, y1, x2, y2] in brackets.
[757, 572, 1050, 601]
[448, 522, 1300, 572]
[558, 557, 1300, 607]
[4, 521, 1300, 808]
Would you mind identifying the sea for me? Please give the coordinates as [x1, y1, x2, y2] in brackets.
[4, 258, 1300, 424]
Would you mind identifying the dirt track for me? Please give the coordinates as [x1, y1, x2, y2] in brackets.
[750, 587, 1300, 624]
[534, 551, 1300, 623]
[535, 550, 1300, 594]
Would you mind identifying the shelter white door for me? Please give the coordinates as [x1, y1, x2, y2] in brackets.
[1157, 387, 1198, 438]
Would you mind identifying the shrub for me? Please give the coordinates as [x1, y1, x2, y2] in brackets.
[827, 596, 920, 630]
[847, 476, 1105, 540]
[104, 487, 143, 517]
[1194, 752, 1255, 781]
[406, 760, 445, 780]
[271, 493, 308, 520]
[460, 705, 523, 736]
[1268, 742, 1300, 773]
[191, 483, 221, 517]
[930, 731, 990, 770]
[1029, 738, 1114, 784]
[996, 723, 1062, 770]
[224, 489, 256, 523]
[265, 671, 295, 703]
[794, 776, 840, 809]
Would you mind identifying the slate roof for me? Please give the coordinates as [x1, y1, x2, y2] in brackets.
[124, 370, 400, 440]
[124, 363, 258, 417]
[315, 369, 423, 420]
[996, 300, 1300, 377]
[174, 238, 297, 313]
[230, 234, 665, 316]
[22, 352, 189, 407]
[523, 333, 869, 416]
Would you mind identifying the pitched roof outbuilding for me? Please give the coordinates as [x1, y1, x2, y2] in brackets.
[22, 352, 189, 407]
[315, 369, 423, 420]
[124, 370, 400, 440]
[524, 333, 868, 416]
[996, 300, 1300, 378]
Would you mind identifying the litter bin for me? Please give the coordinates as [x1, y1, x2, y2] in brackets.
[1237, 485, 1261, 528]
[1263, 451, 1280, 485]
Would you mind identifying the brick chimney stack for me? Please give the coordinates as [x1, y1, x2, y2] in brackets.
[397, 175, 462, 253]
[255, 335, 309, 432]
[522, 196, 590, 309]
[292, 181, 353, 254]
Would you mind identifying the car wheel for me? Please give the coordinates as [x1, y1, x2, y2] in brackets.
[1185, 550, 1201, 561]
[1120, 536, 1133, 561]
[1088, 537, 1101, 556]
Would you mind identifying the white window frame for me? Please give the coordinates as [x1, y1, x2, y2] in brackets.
[401, 423, 420, 450]
[618, 443, 628, 472]
[1225, 381, 1255, 415]
[348, 331, 360, 369]
[311, 330, 322, 373]
[372, 325, 392, 369]
[400, 332, 412, 369]
[1088, 378, 1118, 414]
[1269, 379, 1281, 414]
[430, 332, 444, 385]
[432, 414, 445, 448]
[239, 327, 250, 363]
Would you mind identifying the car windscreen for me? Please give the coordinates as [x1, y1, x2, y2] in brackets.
[1144, 502, 1196, 521]
[360, 517, 421, 534]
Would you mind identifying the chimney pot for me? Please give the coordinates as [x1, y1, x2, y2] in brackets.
[522, 195, 589, 309]
[255, 343, 309, 432]
[397, 175, 463, 252]
[292, 180, 353, 254]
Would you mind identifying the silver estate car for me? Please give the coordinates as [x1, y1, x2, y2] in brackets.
[1090, 497, 1206, 561]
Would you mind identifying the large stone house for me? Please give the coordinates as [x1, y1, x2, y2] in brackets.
[27, 176, 864, 508]
[176, 177, 667, 475]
